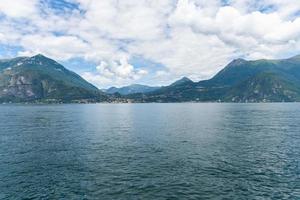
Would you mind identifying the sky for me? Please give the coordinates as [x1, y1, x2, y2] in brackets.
[1, 0, 300, 88]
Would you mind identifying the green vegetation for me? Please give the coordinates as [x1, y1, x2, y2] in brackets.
[127, 55, 300, 102]
[105, 84, 160, 95]
[2, 54, 300, 103]
[0, 54, 108, 103]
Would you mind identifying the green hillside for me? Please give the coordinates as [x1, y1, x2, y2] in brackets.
[127, 55, 300, 102]
[0, 54, 108, 103]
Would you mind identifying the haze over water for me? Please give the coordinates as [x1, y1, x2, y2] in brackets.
[0, 103, 299, 199]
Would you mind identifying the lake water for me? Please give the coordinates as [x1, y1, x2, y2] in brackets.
[0, 103, 299, 199]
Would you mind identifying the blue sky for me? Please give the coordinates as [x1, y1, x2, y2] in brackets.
[1, 0, 300, 88]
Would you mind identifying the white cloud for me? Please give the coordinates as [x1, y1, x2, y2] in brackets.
[1, 0, 300, 87]
[0, 0, 38, 18]
[129, 27, 235, 80]
[18, 35, 90, 60]
[74, 0, 173, 41]
[82, 56, 148, 88]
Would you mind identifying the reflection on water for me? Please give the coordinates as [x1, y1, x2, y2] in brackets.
[0, 103, 299, 199]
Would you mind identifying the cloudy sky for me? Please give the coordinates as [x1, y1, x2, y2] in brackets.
[1, 0, 300, 88]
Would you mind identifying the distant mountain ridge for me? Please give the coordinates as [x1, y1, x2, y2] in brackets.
[1, 54, 300, 103]
[127, 55, 300, 102]
[104, 84, 160, 95]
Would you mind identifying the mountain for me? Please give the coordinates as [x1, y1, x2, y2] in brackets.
[170, 77, 193, 86]
[104, 84, 160, 95]
[128, 55, 300, 102]
[2, 54, 300, 103]
[0, 54, 108, 103]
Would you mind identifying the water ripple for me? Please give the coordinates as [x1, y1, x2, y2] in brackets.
[0, 103, 299, 199]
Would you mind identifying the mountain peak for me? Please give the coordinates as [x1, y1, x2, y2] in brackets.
[171, 77, 193, 86]
[31, 54, 49, 59]
[180, 76, 191, 81]
[229, 58, 247, 66]
[26, 54, 63, 68]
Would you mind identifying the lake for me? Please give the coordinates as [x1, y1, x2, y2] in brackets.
[0, 103, 299, 199]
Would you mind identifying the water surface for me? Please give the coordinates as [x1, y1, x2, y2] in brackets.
[0, 103, 299, 199]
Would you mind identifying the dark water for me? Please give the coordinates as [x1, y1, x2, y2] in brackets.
[0, 103, 299, 199]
